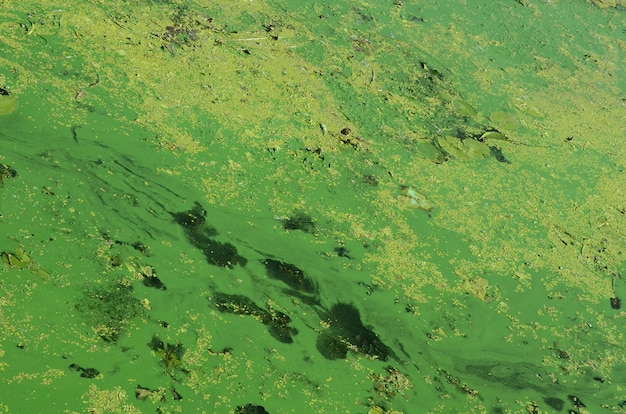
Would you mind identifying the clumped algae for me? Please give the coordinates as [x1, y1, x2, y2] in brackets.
[0, 0, 625, 413]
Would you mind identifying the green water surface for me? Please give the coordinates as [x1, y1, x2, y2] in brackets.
[1, 0, 625, 413]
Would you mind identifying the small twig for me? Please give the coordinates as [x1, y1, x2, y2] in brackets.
[88, 71, 100, 87]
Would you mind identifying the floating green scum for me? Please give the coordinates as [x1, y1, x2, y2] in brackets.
[0, 0, 625, 413]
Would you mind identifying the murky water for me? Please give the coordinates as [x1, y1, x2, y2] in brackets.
[1, 0, 625, 413]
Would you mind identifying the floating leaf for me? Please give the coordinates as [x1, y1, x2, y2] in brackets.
[515, 102, 545, 118]
[591, 0, 617, 7]
[490, 111, 521, 130]
[29, 268, 51, 281]
[0, 95, 18, 115]
[436, 136, 466, 160]
[451, 98, 477, 117]
[436, 136, 490, 161]
[398, 186, 434, 211]
[1, 251, 27, 268]
[464, 138, 491, 159]
[15, 247, 32, 265]
[480, 131, 507, 141]
[416, 142, 446, 163]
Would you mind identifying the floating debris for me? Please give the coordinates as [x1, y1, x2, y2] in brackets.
[1, 247, 51, 280]
[236, 404, 270, 414]
[135, 384, 178, 402]
[398, 186, 434, 211]
[69, 363, 100, 379]
[282, 211, 317, 234]
[0, 163, 17, 184]
[148, 335, 185, 376]
[136, 265, 166, 290]
[134, 385, 154, 401]
[568, 394, 586, 409]
[142, 272, 166, 290]
[460, 276, 492, 302]
[371, 365, 413, 399]
[590, 0, 620, 8]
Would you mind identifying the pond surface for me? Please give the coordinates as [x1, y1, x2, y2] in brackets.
[1, 0, 625, 413]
